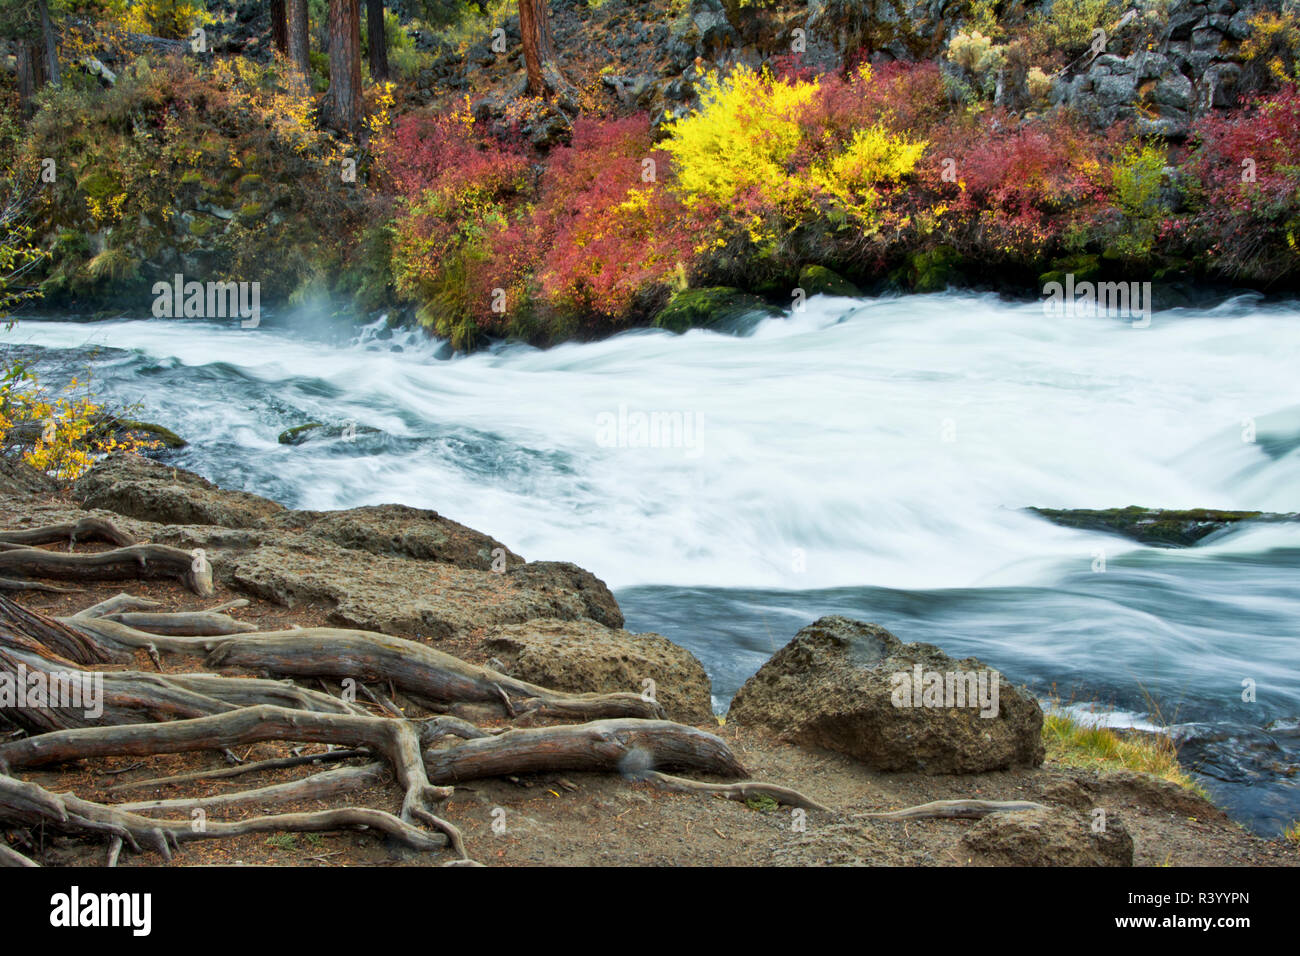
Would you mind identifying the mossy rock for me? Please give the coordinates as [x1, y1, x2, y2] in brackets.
[1039, 254, 1103, 289]
[237, 202, 266, 223]
[236, 173, 265, 194]
[1027, 506, 1297, 547]
[908, 246, 962, 293]
[652, 287, 780, 334]
[278, 422, 383, 445]
[90, 417, 187, 449]
[188, 216, 217, 239]
[797, 264, 861, 297]
[278, 423, 325, 445]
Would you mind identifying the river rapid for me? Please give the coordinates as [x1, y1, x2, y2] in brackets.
[9, 291, 1299, 835]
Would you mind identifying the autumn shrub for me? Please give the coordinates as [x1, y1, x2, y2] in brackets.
[23, 54, 354, 305]
[661, 64, 927, 275]
[377, 102, 529, 347]
[1178, 83, 1300, 280]
[925, 111, 1110, 261]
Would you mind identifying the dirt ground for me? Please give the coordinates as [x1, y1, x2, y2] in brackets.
[6, 562, 1296, 868]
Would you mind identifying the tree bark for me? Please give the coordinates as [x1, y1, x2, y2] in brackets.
[518, 0, 546, 96]
[287, 0, 311, 76]
[366, 0, 388, 82]
[37, 0, 59, 88]
[270, 0, 288, 54]
[14, 42, 44, 115]
[326, 0, 363, 133]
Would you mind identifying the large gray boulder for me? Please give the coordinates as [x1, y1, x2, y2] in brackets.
[728, 616, 1044, 773]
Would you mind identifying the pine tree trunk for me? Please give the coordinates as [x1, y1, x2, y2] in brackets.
[366, 0, 389, 83]
[37, 0, 59, 88]
[518, 0, 546, 96]
[327, 0, 363, 133]
[15, 41, 46, 115]
[287, 0, 311, 76]
[271, 0, 289, 54]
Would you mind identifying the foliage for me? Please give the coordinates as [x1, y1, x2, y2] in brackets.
[1179, 83, 1300, 278]
[21, 54, 355, 303]
[1033, 0, 1122, 56]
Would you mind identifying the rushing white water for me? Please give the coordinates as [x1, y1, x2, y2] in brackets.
[8, 292, 1300, 833]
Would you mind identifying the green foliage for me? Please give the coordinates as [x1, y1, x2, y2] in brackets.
[1034, 0, 1122, 55]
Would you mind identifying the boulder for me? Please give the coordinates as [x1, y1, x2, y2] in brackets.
[74, 455, 283, 528]
[0, 457, 59, 496]
[960, 807, 1134, 866]
[728, 616, 1044, 773]
[482, 619, 713, 723]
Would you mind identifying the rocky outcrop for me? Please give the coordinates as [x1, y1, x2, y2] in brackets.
[482, 619, 714, 724]
[51, 456, 627, 645]
[0, 457, 59, 496]
[728, 616, 1045, 773]
[960, 806, 1135, 866]
[73, 454, 284, 528]
[269, 504, 525, 572]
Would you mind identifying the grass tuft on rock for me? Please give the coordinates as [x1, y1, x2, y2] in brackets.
[1042, 709, 1208, 799]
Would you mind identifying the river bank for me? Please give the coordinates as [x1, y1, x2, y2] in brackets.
[0, 452, 1293, 866]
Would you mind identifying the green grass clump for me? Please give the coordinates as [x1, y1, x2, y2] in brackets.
[1042, 708, 1208, 799]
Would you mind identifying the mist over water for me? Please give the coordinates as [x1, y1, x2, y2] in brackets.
[10, 292, 1300, 834]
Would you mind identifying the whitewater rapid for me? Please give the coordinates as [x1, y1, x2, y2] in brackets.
[8, 292, 1300, 833]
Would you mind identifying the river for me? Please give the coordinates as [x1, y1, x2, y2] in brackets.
[8, 291, 1299, 836]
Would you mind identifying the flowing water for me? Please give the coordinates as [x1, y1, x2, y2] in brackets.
[8, 292, 1299, 835]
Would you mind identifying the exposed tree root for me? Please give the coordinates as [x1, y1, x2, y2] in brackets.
[0, 592, 829, 865]
[1, 772, 449, 859]
[857, 799, 1047, 820]
[106, 748, 370, 793]
[0, 840, 38, 867]
[421, 719, 747, 783]
[99, 611, 258, 636]
[114, 763, 387, 815]
[63, 619, 665, 721]
[636, 770, 830, 812]
[0, 517, 137, 549]
[0, 544, 212, 596]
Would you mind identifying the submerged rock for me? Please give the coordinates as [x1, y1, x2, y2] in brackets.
[728, 616, 1044, 773]
[1028, 506, 1298, 546]
[483, 618, 713, 723]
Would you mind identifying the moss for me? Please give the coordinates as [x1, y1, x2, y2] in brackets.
[188, 216, 216, 239]
[278, 423, 325, 445]
[78, 170, 122, 201]
[1039, 253, 1102, 288]
[1028, 506, 1279, 546]
[797, 264, 861, 297]
[237, 202, 266, 223]
[908, 245, 961, 293]
[235, 173, 265, 194]
[652, 287, 779, 333]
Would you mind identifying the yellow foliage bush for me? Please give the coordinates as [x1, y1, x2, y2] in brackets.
[661, 66, 926, 245]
